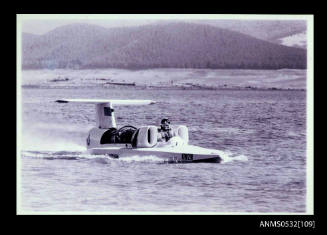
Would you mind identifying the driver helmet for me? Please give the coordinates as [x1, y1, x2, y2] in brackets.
[161, 118, 170, 130]
[161, 118, 170, 124]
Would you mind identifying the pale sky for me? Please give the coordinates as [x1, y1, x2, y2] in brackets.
[20, 15, 309, 35]
[22, 19, 160, 35]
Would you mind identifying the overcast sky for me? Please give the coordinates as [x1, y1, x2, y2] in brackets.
[22, 19, 161, 35]
[20, 15, 308, 35]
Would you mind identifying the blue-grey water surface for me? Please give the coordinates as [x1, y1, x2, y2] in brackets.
[20, 86, 306, 213]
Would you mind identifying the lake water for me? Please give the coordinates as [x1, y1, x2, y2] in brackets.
[19, 77, 307, 213]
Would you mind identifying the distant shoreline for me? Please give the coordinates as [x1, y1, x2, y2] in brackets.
[21, 67, 307, 71]
[21, 84, 306, 91]
[20, 68, 306, 91]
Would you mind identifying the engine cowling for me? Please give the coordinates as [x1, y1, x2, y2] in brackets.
[86, 127, 108, 149]
[133, 126, 158, 148]
[171, 125, 189, 144]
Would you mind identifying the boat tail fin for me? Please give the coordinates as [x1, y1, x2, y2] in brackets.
[55, 99, 156, 129]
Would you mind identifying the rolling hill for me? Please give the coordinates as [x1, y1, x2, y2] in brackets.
[190, 20, 306, 44]
[22, 22, 306, 70]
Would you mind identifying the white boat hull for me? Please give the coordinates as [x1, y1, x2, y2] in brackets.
[88, 144, 222, 163]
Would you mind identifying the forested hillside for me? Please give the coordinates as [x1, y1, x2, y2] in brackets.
[22, 22, 306, 70]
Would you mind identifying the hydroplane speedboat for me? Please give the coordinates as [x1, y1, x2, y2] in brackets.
[55, 99, 222, 163]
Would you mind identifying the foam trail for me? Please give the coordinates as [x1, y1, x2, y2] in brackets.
[211, 150, 249, 163]
[228, 154, 249, 162]
[21, 150, 109, 160]
[21, 122, 87, 152]
[21, 150, 164, 164]
[21, 135, 86, 152]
